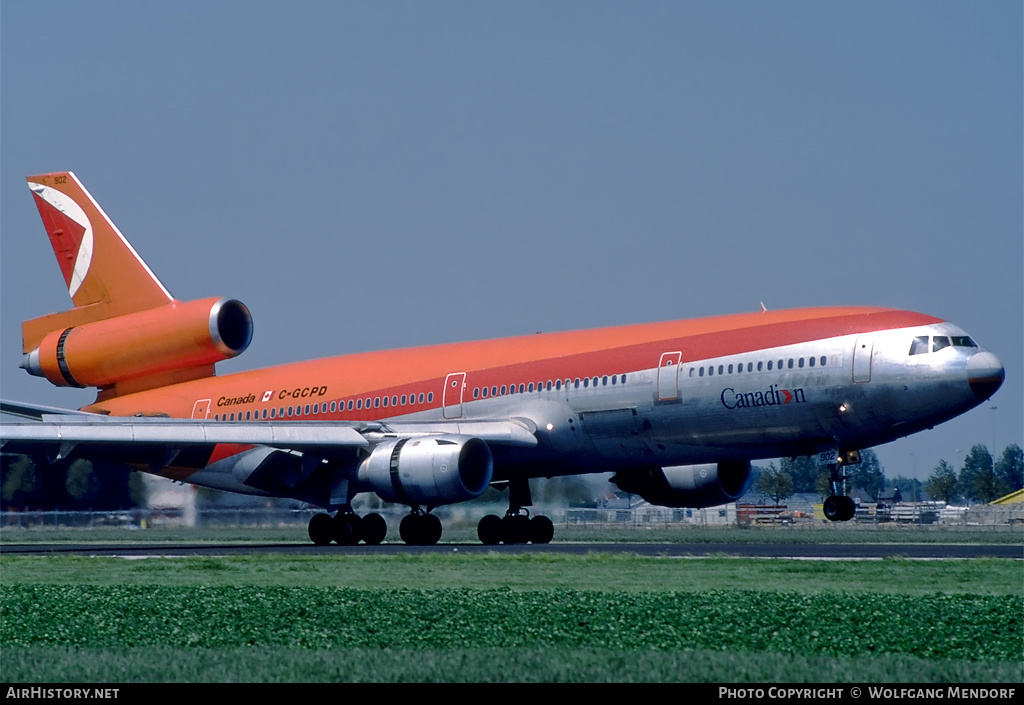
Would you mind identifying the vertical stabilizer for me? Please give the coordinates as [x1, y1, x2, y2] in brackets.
[23, 172, 175, 351]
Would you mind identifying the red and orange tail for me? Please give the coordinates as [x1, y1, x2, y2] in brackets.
[23, 172, 174, 352]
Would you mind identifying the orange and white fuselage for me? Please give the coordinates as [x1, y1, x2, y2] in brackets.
[2, 171, 1005, 543]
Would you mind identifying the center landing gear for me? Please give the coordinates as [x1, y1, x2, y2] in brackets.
[399, 509, 443, 545]
[308, 510, 388, 545]
[822, 461, 856, 522]
[477, 477, 554, 545]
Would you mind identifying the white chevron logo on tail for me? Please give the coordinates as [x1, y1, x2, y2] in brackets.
[28, 181, 94, 298]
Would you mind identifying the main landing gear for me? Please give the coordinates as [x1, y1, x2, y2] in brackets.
[477, 477, 554, 545]
[308, 510, 388, 545]
[822, 462, 856, 522]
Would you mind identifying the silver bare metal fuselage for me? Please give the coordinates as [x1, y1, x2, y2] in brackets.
[440, 321, 1000, 481]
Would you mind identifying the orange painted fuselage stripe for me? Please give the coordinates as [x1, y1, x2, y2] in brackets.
[85, 306, 940, 420]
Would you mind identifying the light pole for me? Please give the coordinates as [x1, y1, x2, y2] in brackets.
[990, 406, 998, 458]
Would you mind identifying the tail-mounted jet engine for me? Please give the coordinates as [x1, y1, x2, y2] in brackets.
[610, 461, 752, 508]
[21, 297, 252, 390]
[357, 435, 494, 506]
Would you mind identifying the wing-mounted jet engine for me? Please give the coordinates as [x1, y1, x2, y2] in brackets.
[610, 461, 753, 508]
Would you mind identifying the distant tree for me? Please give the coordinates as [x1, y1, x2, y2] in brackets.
[850, 449, 885, 500]
[1, 455, 40, 508]
[994, 444, 1023, 493]
[1, 455, 141, 511]
[959, 444, 1006, 503]
[755, 463, 794, 505]
[814, 471, 832, 501]
[925, 460, 959, 505]
[887, 475, 923, 502]
[780, 456, 820, 493]
[65, 460, 103, 508]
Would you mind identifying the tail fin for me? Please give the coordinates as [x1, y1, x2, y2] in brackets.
[23, 172, 174, 351]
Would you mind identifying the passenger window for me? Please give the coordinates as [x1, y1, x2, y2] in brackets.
[933, 336, 951, 352]
[910, 336, 930, 355]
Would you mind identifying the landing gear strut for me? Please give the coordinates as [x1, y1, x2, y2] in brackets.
[823, 462, 856, 522]
[477, 477, 554, 545]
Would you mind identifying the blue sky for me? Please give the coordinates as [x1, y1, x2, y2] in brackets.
[2, 1, 1021, 481]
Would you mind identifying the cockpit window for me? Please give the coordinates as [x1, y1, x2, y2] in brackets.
[909, 336, 930, 355]
[932, 336, 951, 352]
[952, 336, 977, 348]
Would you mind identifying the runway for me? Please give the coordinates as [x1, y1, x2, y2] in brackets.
[2, 541, 1020, 558]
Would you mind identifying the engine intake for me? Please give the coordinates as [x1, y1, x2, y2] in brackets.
[358, 435, 493, 506]
[611, 461, 752, 508]
[22, 297, 252, 389]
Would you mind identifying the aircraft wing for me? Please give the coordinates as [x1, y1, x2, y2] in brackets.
[0, 400, 538, 467]
[0, 399, 94, 420]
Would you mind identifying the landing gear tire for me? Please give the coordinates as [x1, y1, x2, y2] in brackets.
[334, 513, 362, 545]
[308, 513, 334, 545]
[399, 513, 442, 545]
[501, 514, 530, 544]
[824, 495, 856, 522]
[362, 512, 387, 545]
[528, 515, 554, 544]
[478, 514, 502, 545]
[839, 495, 856, 521]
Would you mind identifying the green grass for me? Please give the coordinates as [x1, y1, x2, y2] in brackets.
[4, 646, 1020, 683]
[1, 554, 1022, 595]
[2, 552, 1021, 682]
[2, 522, 1022, 545]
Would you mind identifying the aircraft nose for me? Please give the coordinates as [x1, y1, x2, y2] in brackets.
[966, 351, 1004, 400]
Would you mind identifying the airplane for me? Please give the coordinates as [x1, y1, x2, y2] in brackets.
[0, 171, 1006, 545]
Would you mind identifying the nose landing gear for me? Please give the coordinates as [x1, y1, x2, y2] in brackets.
[822, 461, 856, 522]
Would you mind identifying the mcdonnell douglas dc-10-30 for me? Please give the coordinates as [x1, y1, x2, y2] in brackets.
[0, 172, 1005, 545]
